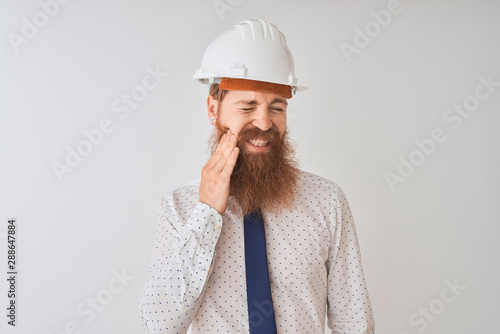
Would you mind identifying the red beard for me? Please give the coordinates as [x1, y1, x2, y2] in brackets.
[208, 120, 300, 216]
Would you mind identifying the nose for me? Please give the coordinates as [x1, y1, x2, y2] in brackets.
[252, 108, 272, 131]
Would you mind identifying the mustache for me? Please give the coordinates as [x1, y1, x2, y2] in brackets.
[216, 124, 280, 147]
[208, 122, 300, 216]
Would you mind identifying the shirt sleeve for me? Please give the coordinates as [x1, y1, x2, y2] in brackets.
[139, 192, 223, 333]
[326, 186, 375, 333]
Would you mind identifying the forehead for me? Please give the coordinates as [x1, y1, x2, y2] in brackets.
[222, 90, 288, 105]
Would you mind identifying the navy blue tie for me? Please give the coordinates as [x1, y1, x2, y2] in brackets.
[244, 211, 277, 333]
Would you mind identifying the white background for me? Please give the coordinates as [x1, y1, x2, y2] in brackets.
[1, 0, 499, 333]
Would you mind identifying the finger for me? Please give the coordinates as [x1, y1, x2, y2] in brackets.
[212, 147, 231, 174]
[205, 132, 230, 169]
[212, 133, 237, 172]
[210, 133, 237, 175]
[220, 146, 239, 178]
[215, 132, 230, 154]
[221, 133, 237, 160]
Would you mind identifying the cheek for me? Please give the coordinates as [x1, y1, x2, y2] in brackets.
[273, 116, 287, 135]
[228, 120, 245, 134]
[230, 116, 253, 132]
[220, 117, 246, 136]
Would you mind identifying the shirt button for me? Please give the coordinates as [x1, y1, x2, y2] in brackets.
[215, 224, 221, 230]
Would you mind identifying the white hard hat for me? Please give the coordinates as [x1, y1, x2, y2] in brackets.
[193, 19, 306, 94]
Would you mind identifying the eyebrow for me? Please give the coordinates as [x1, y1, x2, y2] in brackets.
[234, 98, 288, 106]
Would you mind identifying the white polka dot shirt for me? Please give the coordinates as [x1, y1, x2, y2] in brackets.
[139, 170, 375, 333]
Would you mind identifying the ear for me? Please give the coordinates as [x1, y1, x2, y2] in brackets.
[207, 95, 218, 121]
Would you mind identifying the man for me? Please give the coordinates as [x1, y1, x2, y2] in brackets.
[139, 19, 375, 333]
